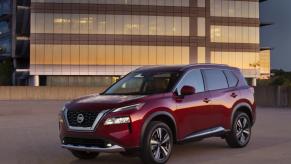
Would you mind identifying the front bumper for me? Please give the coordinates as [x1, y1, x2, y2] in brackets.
[59, 110, 143, 150]
[61, 144, 125, 153]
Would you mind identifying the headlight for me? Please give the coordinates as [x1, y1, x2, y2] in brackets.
[104, 116, 131, 125]
[112, 103, 144, 113]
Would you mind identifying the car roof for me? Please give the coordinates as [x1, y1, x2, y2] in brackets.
[134, 64, 239, 73]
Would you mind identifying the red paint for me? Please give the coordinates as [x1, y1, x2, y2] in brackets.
[59, 65, 256, 150]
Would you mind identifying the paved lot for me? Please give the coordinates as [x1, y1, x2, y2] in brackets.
[0, 101, 291, 164]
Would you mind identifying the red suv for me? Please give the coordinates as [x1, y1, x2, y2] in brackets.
[59, 64, 256, 164]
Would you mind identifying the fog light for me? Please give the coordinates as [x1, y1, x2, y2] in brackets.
[106, 143, 112, 147]
[104, 117, 131, 125]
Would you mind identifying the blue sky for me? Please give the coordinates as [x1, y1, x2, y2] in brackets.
[260, 0, 291, 71]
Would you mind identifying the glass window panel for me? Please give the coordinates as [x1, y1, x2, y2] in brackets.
[35, 44, 45, 64]
[88, 45, 97, 65]
[124, 15, 132, 35]
[229, 26, 235, 43]
[71, 14, 80, 34]
[45, 13, 53, 33]
[197, 47, 206, 63]
[115, 15, 124, 35]
[197, 0, 205, 7]
[165, 17, 174, 36]
[106, 15, 114, 34]
[132, 46, 140, 65]
[97, 45, 106, 65]
[54, 14, 63, 34]
[157, 46, 165, 65]
[140, 16, 149, 35]
[31, 13, 36, 33]
[182, 17, 189, 36]
[173, 46, 182, 64]
[35, 13, 45, 33]
[173, 17, 181, 36]
[181, 0, 189, 7]
[197, 17, 205, 36]
[97, 15, 106, 34]
[71, 45, 80, 65]
[106, 45, 115, 65]
[165, 46, 174, 65]
[80, 45, 89, 65]
[242, 2, 249, 18]
[235, 1, 242, 18]
[149, 46, 157, 65]
[149, 16, 157, 35]
[228, 1, 235, 17]
[157, 16, 165, 36]
[62, 44, 71, 65]
[115, 45, 123, 65]
[181, 47, 189, 64]
[53, 45, 62, 65]
[140, 46, 149, 65]
[30, 44, 36, 65]
[44, 44, 53, 65]
[132, 16, 140, 35]
[214, 0, 222, 17]
[62, 14, 71, 34]
[123, 45, 132, 65]
[221, 0, 228, 17]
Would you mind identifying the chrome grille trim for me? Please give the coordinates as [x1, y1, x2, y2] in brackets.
[64, 109, 109, 131]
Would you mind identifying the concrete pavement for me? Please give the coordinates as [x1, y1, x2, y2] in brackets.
[0, 101, 291, 164]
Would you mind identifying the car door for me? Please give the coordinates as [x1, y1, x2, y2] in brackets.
[202, 69, 236, 129]
[174, 69, 214, 139]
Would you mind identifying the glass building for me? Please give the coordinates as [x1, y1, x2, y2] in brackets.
[27, 0, 261, 86]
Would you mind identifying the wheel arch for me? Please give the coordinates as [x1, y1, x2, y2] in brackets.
[140, 111, 177, 145]
[231, 102, 254, 126]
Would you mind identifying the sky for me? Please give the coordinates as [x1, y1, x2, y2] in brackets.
[260, 0, 291, 71]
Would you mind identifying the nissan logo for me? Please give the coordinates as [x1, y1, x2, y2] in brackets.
[77, 114, 85, 124]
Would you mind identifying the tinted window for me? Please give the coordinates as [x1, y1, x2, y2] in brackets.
[203, 69, 228, 91]
[104, 71, 181, 95]
[176, 69, 205, 94]
[224, 70, 239, 87]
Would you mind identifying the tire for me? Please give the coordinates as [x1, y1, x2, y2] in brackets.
[140, 121, 173, 164]
[226, 112, 252, 148]
[70, 150, 99, 160]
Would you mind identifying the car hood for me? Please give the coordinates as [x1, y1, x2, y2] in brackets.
[66, 94, 145, 112]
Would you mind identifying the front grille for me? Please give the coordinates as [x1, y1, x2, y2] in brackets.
[67, 110, 100, 127]
[63, 137, 106, 148]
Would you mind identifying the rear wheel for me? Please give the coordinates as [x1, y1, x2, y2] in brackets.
[140, 121, 173, 164]
[70, 150, 99, 160]
[226, 112, 252, 148]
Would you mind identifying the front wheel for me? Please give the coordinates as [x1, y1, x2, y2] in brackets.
[70, 150, 99, 160]
[140, 121, 173, 164]
[225, 112, 252, 148]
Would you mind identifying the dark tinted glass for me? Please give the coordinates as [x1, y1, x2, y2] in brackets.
[224, 70, 239, 87]
[176, 69, 205, 94]
[103, 71, 181, 95]
[203, 69, 228, 91]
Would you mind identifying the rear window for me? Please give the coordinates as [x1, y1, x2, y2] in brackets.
[224, 70, 239, 88]
[203, 69, 228, 91]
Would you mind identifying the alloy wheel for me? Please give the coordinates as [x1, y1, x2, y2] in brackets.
[150, 127, 172, 162]
[236, 116, 251, 145]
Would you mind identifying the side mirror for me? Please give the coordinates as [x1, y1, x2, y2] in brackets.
[180, 86, 196, 96]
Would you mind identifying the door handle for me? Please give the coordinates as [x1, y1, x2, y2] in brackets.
[203, 98, 211, 103]
[231, 93, 238, 98]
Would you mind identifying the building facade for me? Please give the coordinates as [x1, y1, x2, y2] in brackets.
[0, 0, 30, 85]
[28, 0, 260, 86]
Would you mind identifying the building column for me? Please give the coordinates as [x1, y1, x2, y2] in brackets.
[33, 75, 40, 86]
[252, 78, 257, 87]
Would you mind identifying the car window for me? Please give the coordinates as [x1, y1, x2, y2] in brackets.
[176, 69, 205, 94]
[224, 70, 239, 88]
[203, 69, 228, 91]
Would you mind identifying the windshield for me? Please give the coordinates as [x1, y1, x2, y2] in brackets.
[103, 71, 181, 95]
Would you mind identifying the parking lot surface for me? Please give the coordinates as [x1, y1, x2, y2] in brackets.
[0, 101, 291, 164]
